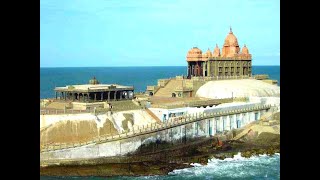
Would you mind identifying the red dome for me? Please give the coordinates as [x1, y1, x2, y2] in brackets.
[241, 44, 249, 54]
[186, 47, 203, 61]
[223, 27, 239, 47]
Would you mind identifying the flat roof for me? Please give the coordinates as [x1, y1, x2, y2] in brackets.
[54, 84, 134, 92]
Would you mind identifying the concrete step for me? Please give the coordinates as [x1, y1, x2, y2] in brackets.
[154, 79, 183, 97]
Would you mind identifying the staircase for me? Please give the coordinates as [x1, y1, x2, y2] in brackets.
[154, 79, 183, 97]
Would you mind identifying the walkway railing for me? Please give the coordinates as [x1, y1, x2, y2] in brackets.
[40, 104, 274, 153]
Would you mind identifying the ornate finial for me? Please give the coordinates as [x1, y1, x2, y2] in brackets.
[216, 43, 218, 48]
[230, 26, 232, 33]
[244, 44, 246, 47]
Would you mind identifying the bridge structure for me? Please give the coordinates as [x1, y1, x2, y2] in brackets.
[40, 104, 274, 154]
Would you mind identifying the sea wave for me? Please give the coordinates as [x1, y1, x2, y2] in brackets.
[167, 152, 280, 180]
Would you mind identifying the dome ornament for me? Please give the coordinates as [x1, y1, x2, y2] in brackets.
[230, 26, 233, 33]
[89, 76, 100, 85]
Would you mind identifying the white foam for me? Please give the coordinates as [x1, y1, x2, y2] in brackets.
[190, 163, 203, 167]
[169, 152, 280, 179]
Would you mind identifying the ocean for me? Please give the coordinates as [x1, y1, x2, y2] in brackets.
[40, 66, 280, 99]
[40, 66, 280, 179]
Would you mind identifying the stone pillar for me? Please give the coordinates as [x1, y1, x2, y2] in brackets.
[205, 119, 210, 137]
[202, 62, 206, 77]
[223, 116, 227, 131]
[234, 114, 237, 129]
[125, 91, 128, 99]
[80, 93, 83, 102]
[211, 118, 215, 136]
[212, 118, 218, 134]
[220, 117, 224, 132]
[220, 116, 223, 131]
[250, 112, 254, 122]
[114, 91, 117, 101]
[55, 92, 57, 99]
[215, 118, 219, 133]
[207, 61, 211, 77]
[101, 92, 104, 101]
[94, 93, 97, 101]
[108, 91, 110, 101]
[216, 117, 220, 132]
[87, 93, 90, 102]
[226, 115, 231, 130]
[191, 64, 193, 76]
[77, 94, 80, 101]
[196, 122, 198, 137]
[239, 113, 244, 127]
[120, 91, 122, 100]
[229, 115, 233, 129]
[240, 113, 246, 127]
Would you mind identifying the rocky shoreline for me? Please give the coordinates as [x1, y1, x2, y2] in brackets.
[40, 144, 279, 177]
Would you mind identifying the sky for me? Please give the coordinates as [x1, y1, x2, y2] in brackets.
[40, 0, 280, 67]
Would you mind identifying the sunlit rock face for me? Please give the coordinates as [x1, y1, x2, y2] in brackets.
[40, 110, 156, 145]
[195, 79, 280, 99]
[40, 119, 118, 145]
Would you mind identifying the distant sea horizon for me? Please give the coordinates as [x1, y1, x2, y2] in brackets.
[40, 65, 280, 68]
[40, 65, 280, 99]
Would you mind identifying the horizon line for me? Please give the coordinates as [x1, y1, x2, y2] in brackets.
[40, 65, 280, 68]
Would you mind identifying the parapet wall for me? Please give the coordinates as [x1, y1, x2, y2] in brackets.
[72, 102, 106, 110]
